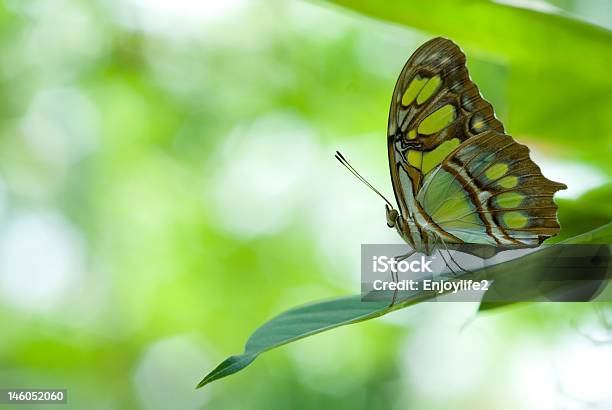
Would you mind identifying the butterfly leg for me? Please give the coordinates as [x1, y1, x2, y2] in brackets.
[389, 250, 416, 307]
[445, 248, 473, 277]
[429, 231, 460, 277]
[438, 247, 459, 277]
[435, 233, 472, 278]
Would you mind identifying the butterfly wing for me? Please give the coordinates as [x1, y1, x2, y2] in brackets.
[388, 37, 504, 223]
[416, 131, 567, 247]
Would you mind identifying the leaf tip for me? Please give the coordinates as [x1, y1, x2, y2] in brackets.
[195, 378, 210, 389]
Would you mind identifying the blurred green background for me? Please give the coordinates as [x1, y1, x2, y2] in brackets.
[0, 0, 611, 409]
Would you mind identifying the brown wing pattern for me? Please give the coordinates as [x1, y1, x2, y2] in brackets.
[418, 131, 567, 247]
[388, 37, 505, 219]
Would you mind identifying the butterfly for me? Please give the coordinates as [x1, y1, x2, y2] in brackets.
[336, 37, 566, 271]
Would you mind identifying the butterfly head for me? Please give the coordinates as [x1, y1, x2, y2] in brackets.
[386, 209, 432, 255]
[385, 204, 399, 228]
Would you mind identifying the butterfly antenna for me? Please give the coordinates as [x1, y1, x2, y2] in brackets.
[335, 150, 394, 209]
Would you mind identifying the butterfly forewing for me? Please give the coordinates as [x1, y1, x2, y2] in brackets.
[388, 37, 504, 220]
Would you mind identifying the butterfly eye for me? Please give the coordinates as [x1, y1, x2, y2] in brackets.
[385, 205, 398, 227]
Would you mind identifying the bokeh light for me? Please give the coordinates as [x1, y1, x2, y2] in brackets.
[0, 0, 610, 409]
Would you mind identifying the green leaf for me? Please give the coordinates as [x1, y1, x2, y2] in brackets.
[556, 184, 612, 241]
[559, 221, 612, 244]
[478, 223, 612, 312]
[323, 0, 612, 171]
[198, 224, 612, 388]
[197, 354, 258, 388]
[197, 297, 392, 388]
[324, 0, 612, 80]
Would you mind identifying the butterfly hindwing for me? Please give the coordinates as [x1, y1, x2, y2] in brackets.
[416, 131, 567, 247]
[388, 37, 504, 220]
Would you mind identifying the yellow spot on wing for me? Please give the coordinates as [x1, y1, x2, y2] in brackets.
[498, 175, 518, 188]
[407, 130, 417, 140]
[503, 211, 528, 228]
[495, 192, 523, 208]
[485, 163, 508, 180]
[407, 150, 422, 168]
[418, 104, 456, 135]
[416, 75, 442, 105]
[402, 76, 428, 106]
[422, 138, 460, 174]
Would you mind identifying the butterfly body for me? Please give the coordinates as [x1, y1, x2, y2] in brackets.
[384, 37, 566, 256]
[386, 203, 448, 256]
